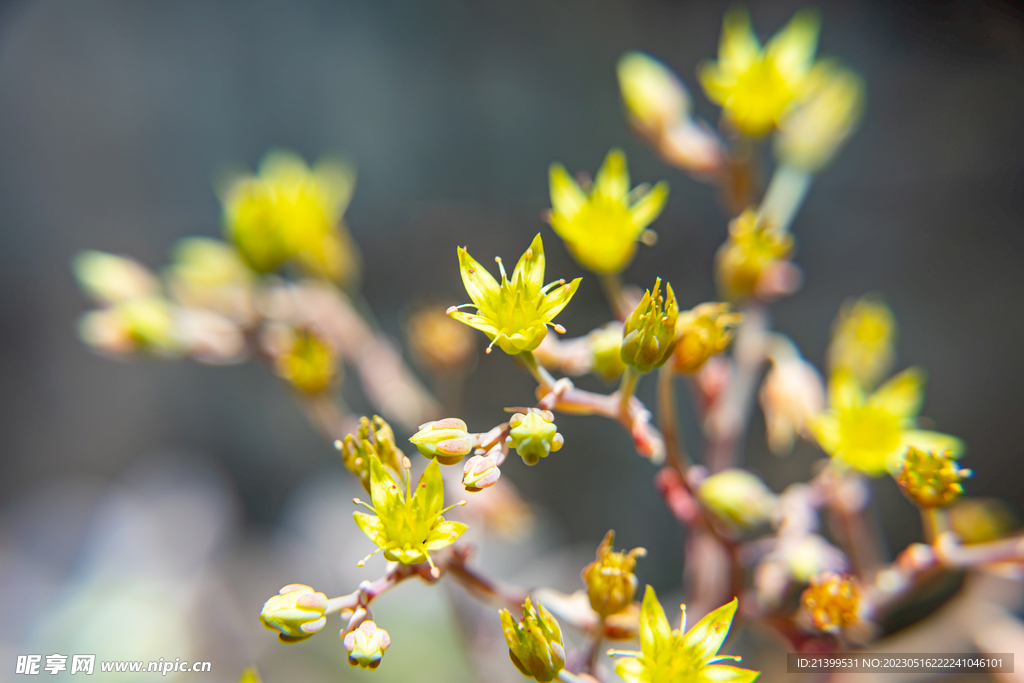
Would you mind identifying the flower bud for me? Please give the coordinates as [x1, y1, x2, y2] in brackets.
[259, 584, 328, 643]
[500, 598, 566, 682]
[336, 425, 391, 495]
[343, 620, 391, 670]
[463, 454, 501, 491]
[672, 303, 741, 373]
[776, 66, 865, 172]
[73, 250, 159, 304]
[800, 572, 860, 634]
[507, 410, 563, 466]
[947, 498, 1018, 545]
[620, 278, 680, 373]
[165, 237, 255, 323]
[274, 328, 338, 394]
[588, 323, 626, 381]
[896, 446, 971, 508]
[409, 418, 474, 465]
[581, 530, 646, 617]
[759, 353, 825, 455]
[698, 468, 777, 528]
[715, 209, 793, 301]
[617, 51, 690, 136]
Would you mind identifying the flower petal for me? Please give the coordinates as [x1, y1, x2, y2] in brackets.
[511, 233, 546, 296]
[537, 278, 581, 321]
[682, 597, 738, 664]
[458, 247, 500, 311]
[593, 149, 630, 204]
[368, 453, 403, 512]
[638, 585, 674, 662]
[719, 8, 760, 72]
[614, 657, 645, 683]
[549, 163, 587, 222]
[415, 459, 445, 518]
[766, 8, 820, 84]
[901, 430, 965, 458]
[810, 413, 841, 455]
[829, 370, 864, 411]
[699, 664, 761, 683]
[353, 511, 387, 547]
[629, 181, 670, 232]
[426, 518, 467, 550]
[870, 367, 925, 419]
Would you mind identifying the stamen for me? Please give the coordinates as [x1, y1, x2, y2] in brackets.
[353, 498, 376, 512]
[439, 500, 468, 515]
[525, 248, 534, 259]
[425, 553, 440, 578]
[495, 256, 507, 280]
[356, 546, 385, 567]
[333, 439, 343, 450]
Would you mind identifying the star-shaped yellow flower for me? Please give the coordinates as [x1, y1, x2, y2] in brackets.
[612, 586, 758, 683]
[353, 455, 466, 573]
[699, 8, 821, 137]
[548, 149, 669, 275]
[449, 233, 580, 355]
[811, 369, 963, 476]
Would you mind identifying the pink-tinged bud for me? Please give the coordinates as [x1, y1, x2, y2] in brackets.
[409, 418, 474, 465]
[463, 455, 501, 491]
[343, 620, 391, 669]
[259, 584, 328, 643]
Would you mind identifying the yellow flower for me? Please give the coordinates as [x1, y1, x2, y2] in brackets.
[715, 208, 793, 301]
[896, 446, 971, 508]
[699, 8, 822, 137]
[548, 149, 669, 274]
[353, 455, 466, 573]
[673, 303, 742, 373]
[827, 295, 896, 389]
[582, 530, 646, 618]
[449, 234, 580, 355]
[222, 150, 360, 284]
[811, 369, 963, 476]
[274, 328, 338, 394]
[800, 572, 859, 634]
[621, 278, 680, 373]
[612, 586, 758, 683]
[500, 598, 566, 682]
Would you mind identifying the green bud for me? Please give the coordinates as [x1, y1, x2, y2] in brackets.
[73, 250, 159, 304]
[259, 584, 328, 643]
[581, 530, 646, 617]
[343, 620, 391, 670]
[336, 416, 405, 493]
[698, 468, 777, 528]
[409, 418, 474, 465]
[589, 323, 626, 381]
[500, 598, 566, 682]
[274, 328, 338, 394]
[620, 278, 679, 373]
[506, 410, 563, 466]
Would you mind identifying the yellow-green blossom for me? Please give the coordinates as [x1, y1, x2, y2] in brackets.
[353, 455, 466, 572]
[343, 621, 391, 670]
[811, 369, 963, 476]
[337, 415, 405, 494]
[827, 295, 896, 389]
[800, 573, 859, 634]
[582, 530, 646, 618]
[449, 233, 580, 355]
[548, 150, 669, 274]
[500, 598, 566, 682]
[507, 409, 564, 466]
[775, 65, 865, 171]
[222, 150, 359, 284]
[274, 328, 338, 394]
[621, 278, 680, 373]
[699, 469, 777, 529]
[699, 8, 822, 137]
[716, 208, 793, 301]
[612, 586, 758, 683]
[238, 668, 262, 683]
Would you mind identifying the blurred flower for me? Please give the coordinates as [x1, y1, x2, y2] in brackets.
[786, 534, 848, 584]
[621, 278, 680, 373]
[589, 322, 627, 381]
[612, 587, 757, 683]
[827, 295, 896, 389]
[406, 303, 477, 374]
[343, 620, 391, 670]
[238, 668, 262, 683]
[776, 65, 865, 171]
[448, 233, 580, 355]
[582, 530, 646, 618]
[811, 369, 963, 476]
[73, 250, 160, 304]
[759, 343, 825, 454]
[273, 327, 338, 394]
[672, 303, 741, 373]
[699, 7, 822, 137]
[716, 208, 793, 301]
[165, 237, 255, 323]
[547, 149, 669, 274]
[500, 598, 566, 682]
[699, 468, 778, 529]
[353, 456, 466, 571]
[409, 418, 474, 465]
[221, 150, 360, 284]
[174, 307, 246, 364]
[79, 297, 182, 357]
[618, 52, 690, 136]
[947, 498, 1019, 544]
[800, 572, 860, 634]
[259, 584, 328, 643]
[896, 446, 971, 508]
[507, 409, 564, 466]
[462, 454, 501, 491]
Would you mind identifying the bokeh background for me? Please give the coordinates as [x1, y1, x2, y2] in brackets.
[1, 0, 1023, 680]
